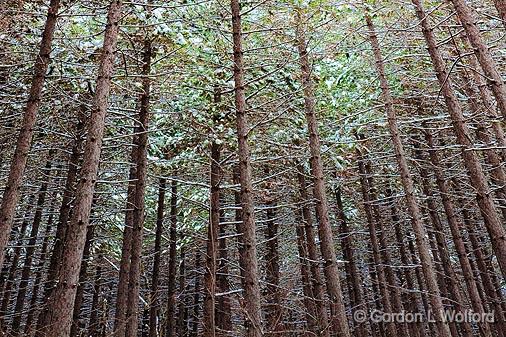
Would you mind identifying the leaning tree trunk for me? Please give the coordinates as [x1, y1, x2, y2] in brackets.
[38, 2, 122, 335]
[448, 0, 506, 119]
[230, 0, 263, 335]
[295, 9, 350, 337]
[419, 133, 493, 337]
[10, 155, 54, 336]
[364, 12, 451, 337]
[411, 0, 506, 279]
[0, 0, 60, 272]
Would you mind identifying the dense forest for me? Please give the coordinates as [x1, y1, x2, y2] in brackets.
[0, 0, 505, 336]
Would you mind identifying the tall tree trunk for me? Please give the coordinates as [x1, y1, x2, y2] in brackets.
[177, 247, 188, 337]
[0, 0, 61, 271]
[124, 25, 152, 337]
[203, 140, 221, 337]
[0, 196, 34, 326]
[191, 249, 201, 337]
[386, 189, 426, 337]
[364, 12, 451, 337]
[70, 219, 96, 337]
[39, 2, 122, 335]
[114, 153, 137, 336]
[296, 166, 330, 337]
[411, 0, 506, 279]
[148, 178, 165, 337]
[264, 198, 282, 335]
[88, 255, 103, 337]
[295, 9, 350, 337]
[334, 186, 368, 337]
[230, 0, 263, 335]
[356, 150, 398, 337]
[294, 207, 317, 335]
[419, 133, 493, 337]
[166, 179, 178, 337]
[216, 196, 232, 335]
[42, 108, 86, 315]
[448, 0, 506, 119]
[10, 155, 54, 335]
[24, 197, 56, 335]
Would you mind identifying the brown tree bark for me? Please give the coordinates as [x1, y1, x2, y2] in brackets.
[386, 189, 426, 337]
[334, 186, 368, 337]
[419, 133, 493, 337]
[230, 0, 263, 335]
[411, 0, 506, 279]
[39, 2, 122, 335]
[356, 150, 398, 337]
[296, 167, 330, 337]
[124, 26, 152, 337]
[70, 219, 96, 337]
[24, 197, 56, 335]
[448, 0, 506, 120]
[365, 12, 451, 337]
[294, 207, 317, 335]
[0, 197, 34, 327]
[0, 0, 61, 271]
[42, 107, 86, 310]
[216, 196, 232, 336]
[191, 249, 201, 337]
[264, 198, 283, 335]
[10, 155, 54, 335]
[166, 179, 178, 337]
[203, 141, 221, 337]
[295, 9, 350, 337]
[88, 255, 103, 337]
[148, 178, 165, 337]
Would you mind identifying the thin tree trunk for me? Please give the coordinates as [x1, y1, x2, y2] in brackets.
[264, 198, 282, 335]
[230, 0, 263, 335]
[411, 0, 506, 279]
[114, 155, 137, 336]
[166, 179, 178, 337]
[39, 2, 122, 334]
[295, 9, 350, 337]
[10, 155, 54, 335]
[216, 196, 232, 336]
[191, 249, 201, 337]
[294, 207, 317, 335]
[0, 0, 61, 271]
[177, 248, 188, 337]
[364, 12, 451, 337]
[203, 139, 221, 337]
[70, 219, 96, 337]
[356, 150, 398, 337]
[386, 189, 426, 337]
[296, 167, 330, 337]
[334, 186, 368, 337]
[24, 197, 56, 335]
[0, 197, 34, 326]
[419, 133, 493, 337]
[448, 0, 506, 119]
[124, 25, 152, 337]
[88, 255, 103, 337]
[148, 178, 165, 337]
[42, 108, 86, 314]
